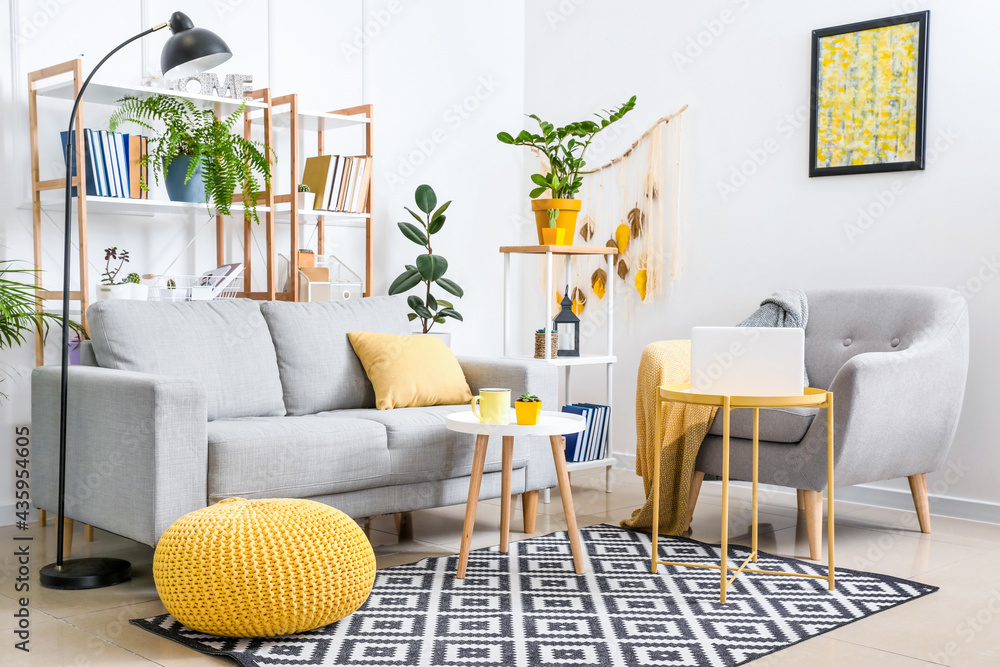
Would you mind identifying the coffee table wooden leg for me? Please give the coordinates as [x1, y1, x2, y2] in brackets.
[457, 434, 490, 579]
[550, 435, 586, 574]
[500, 435, 514, 552]
[720, 396, 731, 603]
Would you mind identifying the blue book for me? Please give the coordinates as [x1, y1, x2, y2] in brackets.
[561, 405, 589, 462]
[581, 404, 611, 460]
[60, 130, 97, 197]
[88, 130, 106, 196]
[578, 403, 605, 460]
[113, 132, 129, 197]
[576, 405, 597, 461]
[104, 132, 121, 197]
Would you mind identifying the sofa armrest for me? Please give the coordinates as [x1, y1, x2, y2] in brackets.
[31, 366, 208, 547]
[793, 308, 969, 489]
[458, 357, 558, 407]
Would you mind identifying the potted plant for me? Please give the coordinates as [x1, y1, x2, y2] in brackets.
[515, 393, 542, 425]
[388, 184, 464, 346]
[96, 247, 147, 301]
[109, 95, 273, 223]
[0, 260, 84, 399]
[297, 183, 315, 211]
[498, 96, 636, 245]
[534, 328, 559, 359]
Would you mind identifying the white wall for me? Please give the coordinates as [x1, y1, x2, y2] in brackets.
[523, 0, 1000, 520]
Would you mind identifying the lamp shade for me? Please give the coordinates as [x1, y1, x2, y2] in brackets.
[161, 11, 232, 78]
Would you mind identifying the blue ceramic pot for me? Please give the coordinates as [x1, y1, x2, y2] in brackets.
[164, 155, 206, 203]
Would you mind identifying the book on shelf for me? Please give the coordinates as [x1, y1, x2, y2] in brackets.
[561, 403, 611, 462]
[60, 130, 97, 197]
[351, 156, 372, 213]
[301, 155, 335, 210]
[66, 129, 148, 199]
[300, 154, 372, 214]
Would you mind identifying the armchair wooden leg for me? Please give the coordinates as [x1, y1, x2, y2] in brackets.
[393, 512, 413, 541]
[84, 524, 94, 542]
[796, 489, 805, 511]
[522, 490, 539, 534]
[38, 509, 47, 527]
[908, 474, 931, 534]
[684, 471, 705, 531]
[802, 490, 822, 560]
[60, 518, 74, 559]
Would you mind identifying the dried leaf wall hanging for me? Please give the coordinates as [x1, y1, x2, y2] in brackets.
[591, 268, 607, 299]
[635, 269, 648, 301]
[617, 252, 631, 280]
[579, 214, 595, 242]
[571, 287, 587, 315]
[606, 238, 618, 261]
[628, 207, 645, 239]
[615, 223, 631, 254]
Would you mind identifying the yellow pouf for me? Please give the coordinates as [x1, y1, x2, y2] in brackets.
[153, 497, 375, 637]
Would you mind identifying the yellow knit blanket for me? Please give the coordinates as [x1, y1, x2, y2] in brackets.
[621, 340, 717, 535]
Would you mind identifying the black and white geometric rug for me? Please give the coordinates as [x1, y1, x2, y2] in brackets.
[132, 524, 937, 666]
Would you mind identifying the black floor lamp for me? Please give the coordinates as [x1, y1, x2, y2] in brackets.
[40, 11, 232, 590]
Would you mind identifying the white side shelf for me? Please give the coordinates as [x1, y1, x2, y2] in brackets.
[566, 457, 618, 473]
[273, 208, 369, 229]
[34, 79, 267, 111]
[22, 195, 269, 218]
[504, 355, 616, 367]
[249, 109, 370, 131]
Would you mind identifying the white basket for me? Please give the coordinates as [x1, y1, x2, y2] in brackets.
[148, 269, 244, 302]
[278, 253, 362, 302]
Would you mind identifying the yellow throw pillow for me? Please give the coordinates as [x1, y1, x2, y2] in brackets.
[348, 332, 473, 410]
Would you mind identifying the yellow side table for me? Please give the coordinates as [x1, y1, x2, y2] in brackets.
[652, 384, 835, 603]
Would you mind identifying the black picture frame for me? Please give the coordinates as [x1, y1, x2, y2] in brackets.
[809, 11, 929, 177]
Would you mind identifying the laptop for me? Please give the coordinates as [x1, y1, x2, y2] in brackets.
[690, 327, 804, 396]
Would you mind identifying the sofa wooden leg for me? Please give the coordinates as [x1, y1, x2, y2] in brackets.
[685, 471, 705, 531]
[796, 489, 805, 511]
[61, 518, 74, 559]
[802, 490, 822, 560]
[908, 474, 932, 534]
[38, 509, 47, 527]
[394, 512, 413, 541]
[522, 490, 539, 533]
[84, 524, 94, 542]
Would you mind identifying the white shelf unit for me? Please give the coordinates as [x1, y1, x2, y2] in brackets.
[25, 194, 270, 218]
[500, 245, 618, 493]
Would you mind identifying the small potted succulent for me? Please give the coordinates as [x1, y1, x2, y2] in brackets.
[534, 328, 559, 359]
[297, 183, 315, 211]
[96, 248, 148, 301]
[515, 393, 542, 425]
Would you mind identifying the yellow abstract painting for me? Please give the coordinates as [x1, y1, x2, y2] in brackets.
[814, 21, 921, 169]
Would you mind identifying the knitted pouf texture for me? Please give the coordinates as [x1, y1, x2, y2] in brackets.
[153, 497, 376, 637]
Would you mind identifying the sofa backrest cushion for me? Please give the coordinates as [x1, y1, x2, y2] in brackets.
[88, 299, 286, 420]
[259, 296, 412, 415]
[804, 287, 967, 390]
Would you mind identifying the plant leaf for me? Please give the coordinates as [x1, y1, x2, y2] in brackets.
[438, 307, 463, 321]
[436, 299, 453, 308]
[388, 269, 422, 294]
[416, 254, 448, 281]
[407, 313, 418, 321]
[530, 173, 548, 187]
[398, 222, 428, 246]
[427, 293, 438, 310]
[404, 207, 426, 225]
[497, 131, 515, 144]
[407, 294, 425, 311]
[414, 184, 437, 214]
[436, 277, 464, 297]
[432, 200, 451, 220]
[428, 214, 446, 235]
[529, 186, 547, 198]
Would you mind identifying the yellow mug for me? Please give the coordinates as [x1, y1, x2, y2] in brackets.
[471, 388, 511, 425]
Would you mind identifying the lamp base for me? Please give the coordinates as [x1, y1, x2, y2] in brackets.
[40, 558, 132, 590]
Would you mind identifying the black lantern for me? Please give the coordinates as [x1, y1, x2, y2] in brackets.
[553, 286, 580, 357]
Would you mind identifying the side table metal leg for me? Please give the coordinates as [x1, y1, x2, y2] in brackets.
[827, 392, 835, 590]
[457, 434, 490, 579]
[551, 435, 586, 574]
[651, 397, 663, 573]
[720, 397, 731, 603]
[606, 464, 614, 493]
[500, 435, 514, 553]
[752, 407, 759, 563]
[542, 488, 551, 504]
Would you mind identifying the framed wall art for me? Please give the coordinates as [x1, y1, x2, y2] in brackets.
[809, 11, 929, 177]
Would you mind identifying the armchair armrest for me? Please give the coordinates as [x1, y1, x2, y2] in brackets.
[458, 357, 558, 407]
[31, 366, 208, 546]
[794, 307, 969, 489]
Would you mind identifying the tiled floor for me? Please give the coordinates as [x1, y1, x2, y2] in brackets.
[2, 468, 999, 666]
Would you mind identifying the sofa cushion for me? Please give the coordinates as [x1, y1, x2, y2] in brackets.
[207, 416, 390, 502]
[88, 299, 285, 421]
[707, 406, 817, 443]
[319, 405, 531, 485]
[260, 297, 411, 415]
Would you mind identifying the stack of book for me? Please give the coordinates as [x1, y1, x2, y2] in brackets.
[301, 154, 372, 213]
[561, 403, 611, 462]
[62, 130, 148, 199]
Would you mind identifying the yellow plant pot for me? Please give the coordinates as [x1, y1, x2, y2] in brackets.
[515, 401, 542, 425]
[531, 198, 580, 245]
[540, 227, 565, 245]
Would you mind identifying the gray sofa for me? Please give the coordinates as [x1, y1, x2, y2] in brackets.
[31, 296, 557, 548]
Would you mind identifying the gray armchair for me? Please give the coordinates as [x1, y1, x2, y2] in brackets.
[690, 287, 970, 558]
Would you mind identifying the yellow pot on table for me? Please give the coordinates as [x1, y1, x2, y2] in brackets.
[515, 400, 542, 425]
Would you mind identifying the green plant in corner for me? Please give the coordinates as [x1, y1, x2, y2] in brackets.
[297, 183, 310, 192]
[109, 94, 274, 223]
[388, 184, 464, 333]
[124, 272, 142, 285]
[498, 96, 636, 225]
[0, 261, 84, 401]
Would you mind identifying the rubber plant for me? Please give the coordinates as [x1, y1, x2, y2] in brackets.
[388, 184, 464, 333]
[0, 261, 83, 401]
[109, 95, 273, 223]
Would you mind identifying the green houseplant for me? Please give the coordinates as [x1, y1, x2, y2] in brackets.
[0, 261, 83, 400]
[109, 95, 273, 222]
[498, 95, 636, 245]
[388, 184, 463, 336]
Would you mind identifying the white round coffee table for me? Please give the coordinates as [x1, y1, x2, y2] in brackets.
[445, 409, 587, 578]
